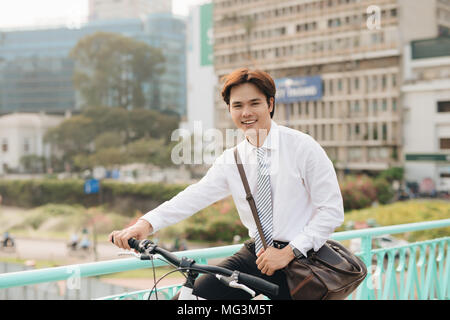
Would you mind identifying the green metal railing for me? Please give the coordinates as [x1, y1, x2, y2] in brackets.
[1, 219, 449, 300]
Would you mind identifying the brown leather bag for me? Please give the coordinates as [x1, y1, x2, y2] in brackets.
[234, 148, 367, 300]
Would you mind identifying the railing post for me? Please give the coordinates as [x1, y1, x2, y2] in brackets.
[357, 235, 373, 300]
[444, 242, 450, 299]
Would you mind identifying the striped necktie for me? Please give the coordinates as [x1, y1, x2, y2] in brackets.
[254, 147, 273, 254]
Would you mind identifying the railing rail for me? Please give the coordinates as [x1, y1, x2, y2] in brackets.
[1, 219, 449, 300]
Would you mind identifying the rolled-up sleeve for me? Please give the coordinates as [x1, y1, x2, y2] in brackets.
[141, 154, 231, 233]
[290, 138, 344, 257]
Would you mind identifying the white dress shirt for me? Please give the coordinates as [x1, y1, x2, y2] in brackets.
[142, 120, 344, 257]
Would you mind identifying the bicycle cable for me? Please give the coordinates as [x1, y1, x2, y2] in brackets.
[147, 260, 229, 301]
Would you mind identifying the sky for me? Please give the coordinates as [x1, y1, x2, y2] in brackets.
[0, 0, 208, 29]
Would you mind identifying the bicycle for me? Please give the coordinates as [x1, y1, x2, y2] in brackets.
[112, 237, 279, 300]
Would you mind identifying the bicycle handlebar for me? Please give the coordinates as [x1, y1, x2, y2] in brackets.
[113, 237, 279, 297]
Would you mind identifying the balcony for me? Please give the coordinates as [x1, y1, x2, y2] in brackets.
[0, 219, 449, 300]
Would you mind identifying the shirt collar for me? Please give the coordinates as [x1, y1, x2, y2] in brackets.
[243, 120, 279, 152]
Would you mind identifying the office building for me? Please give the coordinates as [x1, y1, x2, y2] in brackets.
[0, 13, 186, 115]
[212, 0, 450, 178]
[402, 37, 450, 192]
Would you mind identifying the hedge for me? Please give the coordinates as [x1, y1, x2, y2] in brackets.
[0, 179, 187, 216]
[0, 174, 395, 216]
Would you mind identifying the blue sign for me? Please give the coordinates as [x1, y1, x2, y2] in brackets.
[84, 179, 100, 194]
[275, 76, 322, 103]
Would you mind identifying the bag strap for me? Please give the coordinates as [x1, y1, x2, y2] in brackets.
[234, 147, 268, 249]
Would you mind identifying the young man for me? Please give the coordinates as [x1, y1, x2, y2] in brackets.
[109, 68, 344, 299]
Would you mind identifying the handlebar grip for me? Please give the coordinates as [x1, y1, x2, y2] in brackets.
[128, 238, 140, 250]
[111, 236, 141, 251]
[238, 272, 279, 297]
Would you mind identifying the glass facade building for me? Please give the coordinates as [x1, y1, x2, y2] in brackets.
[0, 13, 186, 115]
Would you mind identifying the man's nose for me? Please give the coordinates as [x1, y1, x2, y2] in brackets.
[241, 106, 253, 118]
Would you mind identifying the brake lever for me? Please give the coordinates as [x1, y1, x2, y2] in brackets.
[229, 281, 256, 297]
[216, 271, 256, 298]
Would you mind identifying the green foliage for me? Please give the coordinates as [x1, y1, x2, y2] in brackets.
[379, 167, 404, 182]
[338, 200, 450, 242]
[102, 180, 187, 202]
[44, 106, 179, 170]
[373, 177, 394, 204]
[160, 198, 248, 243]
[341, 175, 378, 211]
[0, 179, 187, 213]
[70, 31, 165, 109]
[340, 172, 397, 211]
[20, 155, 47, 173]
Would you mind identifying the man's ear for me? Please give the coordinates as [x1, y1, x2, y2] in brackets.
[268, 97, 274, 113]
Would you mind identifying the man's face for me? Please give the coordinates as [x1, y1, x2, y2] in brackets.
[228, 82, 274, 142]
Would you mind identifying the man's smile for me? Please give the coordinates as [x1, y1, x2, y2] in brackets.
[242, 119, 257, 126]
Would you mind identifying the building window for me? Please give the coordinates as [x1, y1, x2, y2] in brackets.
[440, 138, 450, 149]
[382, 123, 388, 140]
[437, 101, 450, 113]
[1, 139, 7, 153]
[330, 124, 334, 141]
[354, 101, 360, 113]
[373, 125, 378, 140]
[354, 78, 359, 90]
[372, 75, 378, 90]
[24, 138, 30, 153]
[348, 147, 362, 162]
[393, 98, 398, 111]
[372, 100, 378, 113]
[382, 75, 387, 89]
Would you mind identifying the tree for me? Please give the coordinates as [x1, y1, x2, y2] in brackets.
[45, 115, 97, 160]
[20, 155, 46, 173]
[70, 32, 165, 109]
[44, 107, 179, 171]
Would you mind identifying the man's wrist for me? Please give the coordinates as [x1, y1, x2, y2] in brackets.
[137, 218, 153, 235]
[281, 245, 295, 262]
[289, 243, 304, 259]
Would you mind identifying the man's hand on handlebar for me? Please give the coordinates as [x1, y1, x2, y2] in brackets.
[108, 219, 153, 250]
